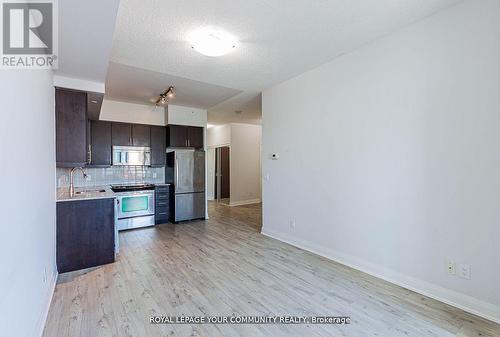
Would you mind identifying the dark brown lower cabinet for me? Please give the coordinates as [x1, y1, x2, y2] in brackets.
[57, 198, 115, 273]
[155, 185, 170, 224]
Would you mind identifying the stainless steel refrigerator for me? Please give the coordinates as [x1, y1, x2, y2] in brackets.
[166, 150, 206, 222]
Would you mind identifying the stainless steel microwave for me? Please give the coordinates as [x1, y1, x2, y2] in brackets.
[112, 146, 151, 166]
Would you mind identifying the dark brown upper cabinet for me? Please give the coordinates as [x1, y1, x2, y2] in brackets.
[167, 125, 204, 148]
[56, 88, 88, 167]
[167, 124, 188, 147]
[88, 120, 112, 167]
[150, 126, 166, 166]
[132, 124, 151, 147]
[187, 126, 204, 148]
[112, 123, 151, 147]
[111, 123, 132, 146]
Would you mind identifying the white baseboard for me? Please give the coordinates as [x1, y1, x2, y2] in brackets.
[229, 198, 261, 207]
[36, 270, 58, 337]
[261, 228, 500, 324]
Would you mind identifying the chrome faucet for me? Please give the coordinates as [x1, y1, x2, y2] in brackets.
[69, 167, 88, 197]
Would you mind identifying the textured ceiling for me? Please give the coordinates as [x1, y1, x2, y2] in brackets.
[110, 0, 460, 124]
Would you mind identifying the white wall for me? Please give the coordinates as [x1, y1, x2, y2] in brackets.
[100, 99, 165, 125]
[230, 124, 262, 205]
[207, 148, 216, 200]
[207, 123, 262, 206]
[262, 0, 500, 323]
[207, 125, 231, 202]
[207, 125, 231, 147]
[53, 75, 105, 93]
[166, 104, 207, 127]
[0, 70, 56, 336]
[101, 101, 210, 127]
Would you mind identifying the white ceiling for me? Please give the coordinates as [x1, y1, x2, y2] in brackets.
[110, 0, 460, 124]
[106, 62, 241, 108]
[56, 0, 120, 83]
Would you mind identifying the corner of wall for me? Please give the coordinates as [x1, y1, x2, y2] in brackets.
[35, 266, 58, 337]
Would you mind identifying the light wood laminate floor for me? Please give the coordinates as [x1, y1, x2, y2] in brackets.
[43, 202, 500, 337]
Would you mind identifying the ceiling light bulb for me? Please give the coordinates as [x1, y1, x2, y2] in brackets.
[167, 91, 174, 98]
[188, 28, 237, 57]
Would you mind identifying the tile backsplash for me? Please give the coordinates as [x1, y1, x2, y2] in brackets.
[56, 166, 165, 188]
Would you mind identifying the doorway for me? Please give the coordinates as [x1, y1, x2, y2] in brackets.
[214, 146, 230, 205]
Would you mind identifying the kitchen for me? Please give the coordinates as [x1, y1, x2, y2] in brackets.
[55, 87, 207, 273]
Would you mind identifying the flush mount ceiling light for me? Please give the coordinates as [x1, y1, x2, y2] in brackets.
[155, 86, 175, 106]
[188, 28, 237, 57]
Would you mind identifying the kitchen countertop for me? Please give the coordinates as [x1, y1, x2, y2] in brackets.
[57, 186, 116, 202]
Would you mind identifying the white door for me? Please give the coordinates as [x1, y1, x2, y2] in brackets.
[207, 148, 215, 200]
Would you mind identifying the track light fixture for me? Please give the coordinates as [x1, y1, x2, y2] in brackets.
[155, 86, 175, 106]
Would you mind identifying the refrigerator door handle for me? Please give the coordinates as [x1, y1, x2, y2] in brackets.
[175, 158, 179, 192]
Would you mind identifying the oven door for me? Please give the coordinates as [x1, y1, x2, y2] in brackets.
[116, 191, 154, 219]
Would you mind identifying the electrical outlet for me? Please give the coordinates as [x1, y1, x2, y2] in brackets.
[446, 260, 456, 275]
[264, 174, 270, 181]
[153, 172, 157, 179]
[458, 264, 471, 280]
[289, 219, 296, 229]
